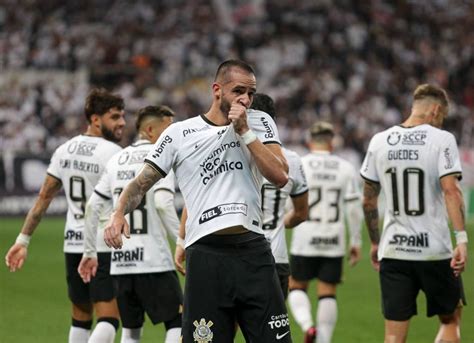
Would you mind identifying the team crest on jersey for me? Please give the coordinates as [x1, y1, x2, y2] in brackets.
[387, 132, 401, 145]
[193, 318, 214, 342]
[118, 151, 130, 165]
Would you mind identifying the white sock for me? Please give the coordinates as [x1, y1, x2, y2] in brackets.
[316, 297, 338, 343]
[288, 289, 314, 332]
[165, 327, 181, 343]
[88, 321, 116, 343]
[121, 327, 143, 343]
[69, 326, 90, 343]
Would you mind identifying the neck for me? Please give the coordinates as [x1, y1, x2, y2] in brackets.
[204, 103, 230, 126]
[402, 111, 428, 127]
[84, 125, 101, 137]
[137, 133, 151, 142]
[311, 143, 331, 152]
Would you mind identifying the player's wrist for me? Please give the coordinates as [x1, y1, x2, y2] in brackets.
[15, 233, 31, 247]
[83, 250, 98, 259]
[176, 236, 185, 248]
[453, 230, 468, 245]
[240, 129, 257, 145]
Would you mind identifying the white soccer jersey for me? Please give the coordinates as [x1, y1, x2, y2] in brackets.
[290, 151, 360, 257]
[47, 135, 122, 253]
[94, 139, 178, 274]
[360, 124, 462, 261]
[262, 148, 308, 264]
[144, 110, 282, 248]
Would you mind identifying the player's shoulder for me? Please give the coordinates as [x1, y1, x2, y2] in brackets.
[425, 125, 455, 141]
[246, 109, 276, 127]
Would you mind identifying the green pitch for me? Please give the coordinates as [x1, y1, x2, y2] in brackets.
[1, 217, 472, 342]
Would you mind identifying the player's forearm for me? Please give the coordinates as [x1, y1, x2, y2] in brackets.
[284, 210, 305, 228]
[116, 164, 161, 215]
[83, 193, 106, 257]
[346, 200, 363, 247]
[444, 185, 465, 232]
[362, 181, 381, 244]
[247, 142, 288, 187]
[179, 207, 187, 239]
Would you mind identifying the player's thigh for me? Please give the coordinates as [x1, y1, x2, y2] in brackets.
[236, 248, 292, 343]
[182, 246, 236, 343]
[289, 254, 320, 283]
[276, 263, 290, 300]
[116, 274, 145, 329]
[317, 256, 343, 286]
[65, 253, 91, 307]
[417, 259, 464, 317]
[135, 272, 183, 325]
[380, 259, 419, 321]
[90, 253, 117, 303]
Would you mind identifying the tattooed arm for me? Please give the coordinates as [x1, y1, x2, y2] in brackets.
[362, 180, 381, 270]
[104, 163, 163, 249]
[440, 174, 467, 276]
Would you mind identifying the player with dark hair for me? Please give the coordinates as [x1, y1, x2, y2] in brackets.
[103, 59, 294, 342]
[360, 83, 468, 343]
[5, 88, 125, 343]
[250, 93, 309, 299]
[288, 122, 363, 343]
[78, 105, 183, 343]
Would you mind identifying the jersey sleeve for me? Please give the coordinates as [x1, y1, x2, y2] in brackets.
[345, 164, 361, 201]
[360, 135, 380, 183]
[46, 146, 63, 181]
[144, 124, 180, 177]
[438, 133, 462, 179]
[247, 110, 281, 145]
[289, 154, 309, 197]
[94, 162, 113, 200]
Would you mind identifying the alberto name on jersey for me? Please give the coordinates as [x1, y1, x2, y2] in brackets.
[47, 135, 122, 253]
[94, 140, 177, 274]
[360, 124, 462, 261]
[144, 109, 282, 248]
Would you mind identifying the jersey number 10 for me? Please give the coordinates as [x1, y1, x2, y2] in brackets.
[385, 167, 425, 216]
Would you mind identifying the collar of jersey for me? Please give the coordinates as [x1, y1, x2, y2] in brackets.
[311, 150, 330, 155]
[200, 114, 227, 127]
[396, 123, 428, 129]
[131, 139, 152, 147]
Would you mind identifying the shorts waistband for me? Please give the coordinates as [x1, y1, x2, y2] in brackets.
[190, 231, 268, 253]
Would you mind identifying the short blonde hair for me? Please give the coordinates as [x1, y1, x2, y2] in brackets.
[413, 84, 449, 108]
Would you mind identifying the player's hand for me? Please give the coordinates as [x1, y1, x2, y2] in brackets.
[228, 99, 249, 135]
[5, 243, 28, 272]
[348, 246, 361, 267]
[104, 211, 130, 249]
[370, 243, 380, 271]
[77, 257, 98, 283]
[174, 244, 186, 276]
[451, 243, 467, 277]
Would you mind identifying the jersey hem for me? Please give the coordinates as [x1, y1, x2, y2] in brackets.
[263, 140, 282, 146]
[360, 173, 380, 183]
[154, 188, 174, 194]
[439, 171, 463, 181]
[47, 172, 62, 183]
[144, 159, 167, 178]
[94, 189, 111, 200]
[290, 189, 309, 198]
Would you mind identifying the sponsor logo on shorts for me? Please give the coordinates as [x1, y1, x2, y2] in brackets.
[402, 131, 427, 145]
[268, 313, 290, 330]
[276, 331, 290, 340]
[151, 135, 172, 159]
[199, 203, 247, 224]
[193, 318, 213, 343]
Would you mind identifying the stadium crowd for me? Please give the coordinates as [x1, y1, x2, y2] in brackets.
[1, 0, 473, 157]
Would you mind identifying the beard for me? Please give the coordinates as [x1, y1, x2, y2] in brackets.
[219, 96, 231, 119]
[101, 125, 122, 143]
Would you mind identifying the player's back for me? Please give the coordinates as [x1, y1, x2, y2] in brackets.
[47, 134, 121, 252]
[291, 151, 358, 257]
[102, 140, 176, 274]
[361, 124, 462, 260]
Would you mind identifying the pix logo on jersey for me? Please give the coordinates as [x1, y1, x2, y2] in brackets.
[199, 203, 248, 224]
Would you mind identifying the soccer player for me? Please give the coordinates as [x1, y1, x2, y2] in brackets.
[103, 59, 293, 342]
[360, 84, 468, 343]
[78, 105, 183, 343]
[5, 88, 125, 343]
[250, 93, 309, 299]
[288, 122, 363, 343]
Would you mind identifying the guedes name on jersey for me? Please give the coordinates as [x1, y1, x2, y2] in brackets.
[388, 149, 419, 160]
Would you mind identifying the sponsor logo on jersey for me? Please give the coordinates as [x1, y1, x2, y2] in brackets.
[112, 247, 144, 263]
[199, 141, 243, 185]
[388, 233, 429, 247]
[217, 128, 227, 140]
[387, 132, 401, 145]
[310, 236, 339, 246]
[193, 318, 214, 343]
[130, 150, 148, 164]
[151, 135, 173, 159]
[65, 229, 83, 241]
[76, 142, 98, 156]
[444, 148, 454, 169]
[268, 313, 290, 330]
[388, 149, 419, 160]
[402, 131, 427, 145]
[199, 203, 248, 224]
[118, 151, 130, 165]
[312, 173, 336, 181]
[182, 125, 211, 138]
[261, 117, 275, 139]
[117, 170, 135, 180]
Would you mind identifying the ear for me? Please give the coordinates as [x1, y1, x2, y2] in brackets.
[90, 114, 101, 127]
[212, 83, 221, 100]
